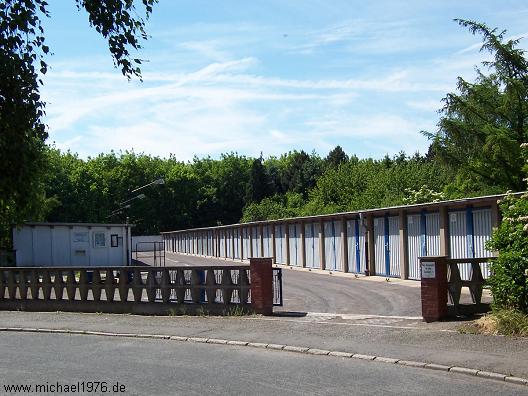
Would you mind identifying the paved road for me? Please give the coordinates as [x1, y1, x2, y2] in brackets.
[0, 332, 523, 395]
[139, 252, 423, 316]
[3, 311, 528, 380]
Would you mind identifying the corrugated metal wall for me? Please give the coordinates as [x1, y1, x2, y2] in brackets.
[346, 219, 366, 274]
[449, 208, 493, 280]
[407, 214, 421, 279]
[207, 231, 213, 256]
[324, 220, 343, 271]
[219, 230, 226, 257]
[304, 222, 320, 269]
[374, 216, 400, 277]
[242, 226, 250, 260]
[275, 224, 287, 264]
[473, 208, 493, 278]
[263, 225, 272, 257]
[251, 226, 261, 258]
[426, 213, 441, 256]
[407, 212, 441, 280]
[388, 216, 401, 277]
[226, 229, 232, 258]
[449, 210, 470, 280]
[163, 197, 498, 281]
[373, 217, 386, 275]
[288, 223, 302, 266]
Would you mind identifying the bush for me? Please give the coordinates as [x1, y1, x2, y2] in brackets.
[487, 193, 528, 313]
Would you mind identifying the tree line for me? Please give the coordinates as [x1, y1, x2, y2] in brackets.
[20, 145, 477, 237]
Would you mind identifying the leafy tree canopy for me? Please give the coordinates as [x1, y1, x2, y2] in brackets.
[425, 19, 528, 194]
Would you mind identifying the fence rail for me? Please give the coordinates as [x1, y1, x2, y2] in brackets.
[0, 262, 282, 313]
[0, 265, 252, 315]
[446, 257, 491, 315]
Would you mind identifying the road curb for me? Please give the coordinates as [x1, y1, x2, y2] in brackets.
[1, 326, 526, 387]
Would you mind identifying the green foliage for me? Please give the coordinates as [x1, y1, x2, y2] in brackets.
[241, 193, 305, 222]
[425, 19, 528, 195]
[402, 185, 447, 205]
[487, 192, 528, 313]
[77, 0, 157, 80]
[305, 153, 453, 213]
[0, 0, 156, 246]
[0, 0, 50, 245]
[242, 153, 454, 221]
[245, 157, 273, 204]
[324, 145, 349, 169]
[266, 150, 324, 198]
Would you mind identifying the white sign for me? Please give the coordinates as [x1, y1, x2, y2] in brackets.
[421, 262, 436, 279]
[73, 232, 89, 243]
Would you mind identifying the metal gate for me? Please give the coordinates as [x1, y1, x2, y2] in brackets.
[134, 241, 166, 266]
[273, 268, 283, 306]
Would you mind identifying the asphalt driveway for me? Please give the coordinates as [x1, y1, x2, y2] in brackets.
[137, 252, 422, 316]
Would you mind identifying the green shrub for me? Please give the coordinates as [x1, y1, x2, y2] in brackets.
[487, 193, 528, 313]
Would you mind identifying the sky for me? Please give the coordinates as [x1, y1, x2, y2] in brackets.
[40, 0, 528, 161]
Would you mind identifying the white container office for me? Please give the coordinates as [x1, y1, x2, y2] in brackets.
[13, 222, 132, 267]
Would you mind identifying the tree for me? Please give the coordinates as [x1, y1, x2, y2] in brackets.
[0, 0, 156, 245]
[425, 19, 528, 195]
[324, 145, 348, 168]
[245, 157, 272, 204]
[278, 150, 323, 198]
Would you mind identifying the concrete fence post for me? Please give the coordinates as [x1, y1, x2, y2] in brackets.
[419, 256, 448, 322]
[250, 257, 273, 315]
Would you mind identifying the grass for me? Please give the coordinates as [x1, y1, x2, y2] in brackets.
[459, 309, 528, 337]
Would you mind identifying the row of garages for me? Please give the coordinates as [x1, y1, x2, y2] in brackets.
[161, 195, 500, 280]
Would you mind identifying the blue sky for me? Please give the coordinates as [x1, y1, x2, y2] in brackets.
[41, 1, 528, 161]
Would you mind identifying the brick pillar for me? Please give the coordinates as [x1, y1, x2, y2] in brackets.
[420, 256, 448, 323]
[250, 257, 274, 315]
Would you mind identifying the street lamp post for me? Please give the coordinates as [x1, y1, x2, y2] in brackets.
[108, 178, 165, 266]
